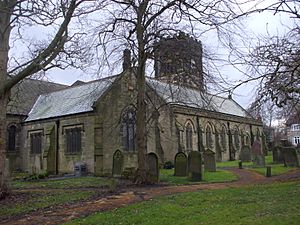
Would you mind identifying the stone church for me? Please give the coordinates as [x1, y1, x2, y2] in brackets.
[6, 34, 263, 176]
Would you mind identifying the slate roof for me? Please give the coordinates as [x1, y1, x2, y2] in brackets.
[146, 78, 251, 118]
[26, 76, 117, 122]
[26, 74, 251, 122]
[7, 78, 67, 116]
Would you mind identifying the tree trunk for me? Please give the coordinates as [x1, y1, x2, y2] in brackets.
[0, 95, 9, 199]
[135, 2, 149, 184]
[0, 0, 15, 199]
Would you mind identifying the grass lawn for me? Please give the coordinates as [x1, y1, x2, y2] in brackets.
[216, 153, 274, 168]
[0, 189, 96, 220]
[160, 169, 238, 185]
[217, 160, 252, 168]
[66, 181, 300, 225]
[1, 176, 111, 220]
[11, 176, 110, 189]
[249, 165, 298, 176]
[217, 154, 298, 176]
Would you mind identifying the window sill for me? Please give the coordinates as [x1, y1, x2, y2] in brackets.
[65, 152, 82, 156]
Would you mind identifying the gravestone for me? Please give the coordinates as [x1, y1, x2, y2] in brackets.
[174, 152, 187, 176]
[240, 145, 252, 162]
[112, 150, 124, 177]
[272, 146, 284, 164]
[147, 153, 159, 183]
[187, 151, 202, 181]
[251, 140, 265, 167]
[282, 147, 299, 167]
[203, 149, 216, 172]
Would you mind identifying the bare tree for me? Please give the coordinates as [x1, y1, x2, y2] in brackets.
[230, 1, 300, 110]
[92, 0, 244, 183]
[0, 0, 99, 199]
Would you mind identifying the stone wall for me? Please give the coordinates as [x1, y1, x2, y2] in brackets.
[6, 114, 25, 172]
[172, 106, 262, 161]
[23, 113, 95, 174]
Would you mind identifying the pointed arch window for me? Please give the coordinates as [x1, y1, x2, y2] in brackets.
[7, 125, 17, 152]
[206, 125, 213, 149]
[220, 126, 227, 150]
[234, 128, 240, 151]
[256, 129, 261, 141]
[122, 108, 136, 151]
[185, 123, 193, 151]
[245, 134, 250, 146]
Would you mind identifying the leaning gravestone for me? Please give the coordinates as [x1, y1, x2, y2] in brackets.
[251, 140, 265, 167]
[174, 152, 187, 176]
[147, 153, 159, 183]
[273, 146, 284, 164]
[187, 151, 202, 181]
[240, 145, 252, 162]
[282, 147, 299, 167]
[203, 149, 216, 172]
[112, 150, 124, 177]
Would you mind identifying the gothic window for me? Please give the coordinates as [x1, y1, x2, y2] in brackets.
[7, 125, 17, 152]
[256, 129, 261, 141]
[245, 134, 250, 146]
[66, 127, 82, 153]
[185, 123, 193, 151]
[220, 125, 227, 150]
[233, 128, 240, 151]
[122, 108, 136, 151]
[206, 124, 213, 149]
[30, 132, 42, 154]
[241, 131, 245, 146]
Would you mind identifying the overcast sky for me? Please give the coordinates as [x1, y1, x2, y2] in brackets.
[11, 1, 295, 110]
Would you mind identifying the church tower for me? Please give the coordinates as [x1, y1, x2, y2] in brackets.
[154, 32, 204, 90]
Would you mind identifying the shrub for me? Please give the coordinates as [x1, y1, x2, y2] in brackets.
[163, 161, 174, 169]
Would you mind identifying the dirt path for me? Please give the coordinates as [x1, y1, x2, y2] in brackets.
[2, 168, 300, 225]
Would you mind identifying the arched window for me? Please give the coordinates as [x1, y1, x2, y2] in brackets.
[245, 134, 250, 146]
[256, 129, 261, 141]
[234, 128, 240, 151]
[185, 123, 193, 151]
[241, 131, 245, 146]
[220, 125, 227, 150]
[121, 108, 136, 151]
[7, 125, 17, 152]
[206, 124, 213, 149]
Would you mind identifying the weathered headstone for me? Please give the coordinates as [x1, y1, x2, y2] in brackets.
[272, 146, 284, 164]
[147, 153, 159, 183]
[251, 140, 265, 167]
[174, 152, 187, 176]
[282, 147, 299, 167]
[112, 150, 124, 177]
[240, 145, 252, 162]
[203, 149, 216, 172]
[187, 151, 202, 181]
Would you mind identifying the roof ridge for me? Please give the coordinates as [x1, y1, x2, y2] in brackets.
[24, 77, 68, 87]
[38, 75, 120, 96]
